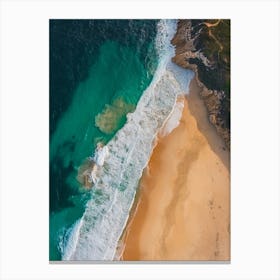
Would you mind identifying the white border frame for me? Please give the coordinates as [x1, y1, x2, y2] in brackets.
[1, 0, 279, 279]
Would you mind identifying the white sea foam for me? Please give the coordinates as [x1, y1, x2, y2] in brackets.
[62, 19, 194, 261]
[159, 97, 185, 137]
[60, 218, 83, 260]
[93, 145, 109, 166]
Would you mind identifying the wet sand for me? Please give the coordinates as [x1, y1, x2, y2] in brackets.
[120, 77, 230, 261]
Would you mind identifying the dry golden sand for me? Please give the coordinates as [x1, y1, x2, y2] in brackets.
[120, 77, 230, 261]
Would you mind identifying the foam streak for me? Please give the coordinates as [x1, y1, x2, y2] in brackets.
[62, 19, 194, 261]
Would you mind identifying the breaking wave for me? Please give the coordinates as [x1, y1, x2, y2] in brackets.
[61, 19, 194, 260]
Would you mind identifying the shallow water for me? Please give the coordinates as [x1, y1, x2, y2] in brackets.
[59, 20, 194, 261]
[49, 19, 194, 261]
[49, 20, 158, 260]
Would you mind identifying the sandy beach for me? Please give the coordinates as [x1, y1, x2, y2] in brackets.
[120, 76, 230, 261]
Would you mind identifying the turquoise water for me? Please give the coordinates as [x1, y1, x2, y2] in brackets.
[50, 24, 158, 260]
[49, 20, 195, 261]
[57, 20, 195, 260]
[50, 41, 155, 169]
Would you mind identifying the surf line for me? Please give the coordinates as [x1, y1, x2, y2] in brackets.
[61, 19, 194, 261]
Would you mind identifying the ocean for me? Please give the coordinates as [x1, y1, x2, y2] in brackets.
[49, 19, 194, 261]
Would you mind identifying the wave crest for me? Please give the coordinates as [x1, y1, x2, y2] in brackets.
[62, 19, 194, 261]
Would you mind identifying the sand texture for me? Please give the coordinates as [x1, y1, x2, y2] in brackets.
[120, 77, 230, 261]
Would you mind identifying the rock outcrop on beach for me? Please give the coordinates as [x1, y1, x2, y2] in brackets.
[171, 19, 230, 149]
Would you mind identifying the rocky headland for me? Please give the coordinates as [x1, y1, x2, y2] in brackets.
[171, 19, 230, 149]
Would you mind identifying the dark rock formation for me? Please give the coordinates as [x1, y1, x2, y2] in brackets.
[171, 19, 230, 149]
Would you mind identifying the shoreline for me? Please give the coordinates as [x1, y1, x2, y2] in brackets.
[187, 75, 230, 170]
[119, 75, 230, 261]
[171, 19, 230, 149]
